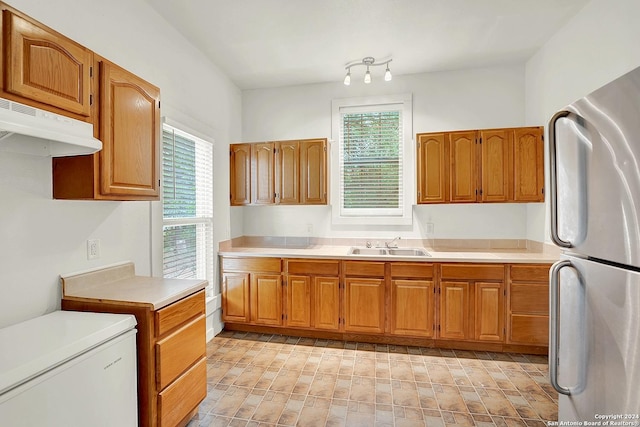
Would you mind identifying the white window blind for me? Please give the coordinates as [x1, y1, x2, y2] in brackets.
[162, 124, 213, 290]
[339, 106, 403, 216]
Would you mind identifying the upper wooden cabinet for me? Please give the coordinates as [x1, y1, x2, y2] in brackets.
[53, 59, 161, 200]
[417, 126, 544, 204]
[98, 60, 160, 198]
[230, 138, 327, 206]
[513, 127, 545, 201]
[0, 6, 92, 117]
[230, 144, 251, 205]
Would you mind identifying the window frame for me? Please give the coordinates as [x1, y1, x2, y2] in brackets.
[161, 121, 215, 295]
[330, 93, 414, 225]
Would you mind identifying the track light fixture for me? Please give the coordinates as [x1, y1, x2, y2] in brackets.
[343, 57, 392, 85]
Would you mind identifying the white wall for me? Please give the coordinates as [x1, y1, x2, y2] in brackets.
[0, 0, 241, 329]
[524, 0, 640, 242]
[240, 65, 534, 240]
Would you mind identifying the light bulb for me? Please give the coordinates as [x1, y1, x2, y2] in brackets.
[364, 67, 371, 84]
[384, 65, 392, 82]
[343, 70, 351, 86]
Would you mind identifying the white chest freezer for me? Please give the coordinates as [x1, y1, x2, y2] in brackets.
[0, 311, 138, 426]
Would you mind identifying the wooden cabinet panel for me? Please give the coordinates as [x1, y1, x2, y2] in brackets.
[222, 272, 250, 323]
[286, 260, 339, 276]
[251, 142, 275, 204]
[510, 265, 550, 282]
[391, 279, 434, 337]
[344, 261, 385, 277]
[286, 275, 311, 328]
[300, 139, 327, 204]
[479, 129, 511, 202]
[314, 276, 340, 331]
[439, 281, 470, 340]
[417, 133, 448, 203]
[222, 257, 281, 273]
[99, 60, 160, 198]
[158, 357, 207, 427]
[230, 144, 251, 205]
[441, 264, 504, 280]
[509, 315, 549, 345]
[344, 277, 385, 333]
[449, 131, 477, 202]
[250, 273, 282, 325]
[2, 9, 92, 116]
[156, 291, 205, 337]
[276, 141, 300, 204]
[510, 283, 548, 313]
[513, 127, 544, 202]
[474, 282, 504, 341]
[390, 263, 434, 278]
[156, 315, 206, 390]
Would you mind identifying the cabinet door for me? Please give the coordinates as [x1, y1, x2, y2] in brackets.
[276, 141, 300, 204]
[3, 10, 92, 116]
[286, 275, 310, 328]
[390, 279, 435, 337]
[222, 273, 250, 323]
[479, 129, 510, 202]
[250, 273, 282, 326]
[449, 131, 477, 202]
[474, 282, 504, 341]
[344, 277, 385, 333]
[417, 133, 448, 203]
[513, 127, 544, 202]
[300, 139, 327, 204]
[313, 276, 340, 331]
[439, 281, 470, 340]
[251, 142, 275, 204]
[99, 60, 160, 198]
[230, 144, 251, 205]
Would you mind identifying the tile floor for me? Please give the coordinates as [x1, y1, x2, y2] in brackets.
[187, 331, 557, 427]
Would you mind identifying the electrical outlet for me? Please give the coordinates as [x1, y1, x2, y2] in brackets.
[87, 239, 100, 260]
[426, 222, 435, 234]
[306, 223, 313, 236]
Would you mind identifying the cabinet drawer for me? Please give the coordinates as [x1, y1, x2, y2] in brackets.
[286, 259, 339, 276]
[344, 261, 385, 277]
[510, 265, 551, 282]
[156, 291, 205, 337]
[222, 257, 281, 273]
[158, 357, 207, 427]
[156, 315, 205, 390]
[509, 314, 549, 345]
[390, 263, 433, 278]
[510, 283, 549, 314]
[441, 264, 504, 280]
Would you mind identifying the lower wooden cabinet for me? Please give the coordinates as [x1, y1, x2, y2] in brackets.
[507, 264, 550, 345]
[62, 290, 206, 427]
[439, 264, 505, 342]
[220, 256, 551, 354]
[389, 263, 435, 337]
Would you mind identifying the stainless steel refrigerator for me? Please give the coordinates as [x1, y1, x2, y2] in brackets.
[548, 65, 640, 421]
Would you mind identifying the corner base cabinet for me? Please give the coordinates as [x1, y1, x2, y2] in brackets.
[62, 290, 207, 427]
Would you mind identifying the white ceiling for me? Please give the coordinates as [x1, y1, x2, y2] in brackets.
[144, 0, 589, 90]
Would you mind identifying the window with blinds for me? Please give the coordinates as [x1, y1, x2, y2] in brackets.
[339, 107, 403, 216]
[162, 124, 214, 291]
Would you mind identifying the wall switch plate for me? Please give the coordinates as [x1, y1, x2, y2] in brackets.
[426, 223, 435, 234]
[87, 239, 100, 260]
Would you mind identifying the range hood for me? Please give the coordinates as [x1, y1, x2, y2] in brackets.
[0, 97, 102, 157]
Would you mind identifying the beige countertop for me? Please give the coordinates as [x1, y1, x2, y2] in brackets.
[61, 262, 207, 310]
[218, 243, 560, 264]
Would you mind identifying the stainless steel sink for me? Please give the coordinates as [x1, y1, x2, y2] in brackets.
[387, 248, 431, 257]
[348, 247, 388, 255]
[347, 247, 431, 257]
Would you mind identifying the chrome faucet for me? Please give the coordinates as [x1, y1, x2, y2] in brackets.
[385, 236, 401, 249]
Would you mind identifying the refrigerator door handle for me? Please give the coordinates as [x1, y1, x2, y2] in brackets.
[549, 259, 575, 395]
[549, 110, 573, 248]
